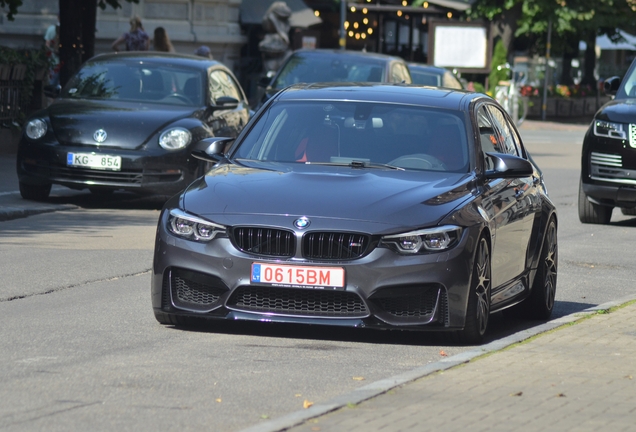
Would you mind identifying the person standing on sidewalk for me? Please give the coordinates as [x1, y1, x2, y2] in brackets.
[43, 13, 60, 86]
[152, 27, 175, 52]
[111, 16, 149, 52]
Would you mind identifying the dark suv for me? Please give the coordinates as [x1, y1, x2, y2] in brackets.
[579, 58, 636, 224]
[256, 49, 412, 110]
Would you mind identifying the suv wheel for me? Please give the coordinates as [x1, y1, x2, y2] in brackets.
[578, 180, 612, 224]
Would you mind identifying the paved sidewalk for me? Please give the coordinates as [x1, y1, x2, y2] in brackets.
[243, 298, 636, 432]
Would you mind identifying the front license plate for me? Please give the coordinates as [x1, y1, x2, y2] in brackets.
[251, 263, 345, 290]
[67, 152, 121, 171]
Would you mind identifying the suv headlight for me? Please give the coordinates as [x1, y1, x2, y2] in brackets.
[25, 119, 47, 140]
[382, 225, 462, 254]
[594, 120, 626, 140]
[168, 209, 226, 242]
[159, 127, 191, 150]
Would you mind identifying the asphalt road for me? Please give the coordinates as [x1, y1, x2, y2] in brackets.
[1, 121, 635, 431]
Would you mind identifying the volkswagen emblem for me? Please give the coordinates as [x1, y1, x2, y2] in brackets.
[93, 129, 107, 143]
[294, 217, 310, 229]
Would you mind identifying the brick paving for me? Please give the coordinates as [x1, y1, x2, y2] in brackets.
[283, 302, 636, 432]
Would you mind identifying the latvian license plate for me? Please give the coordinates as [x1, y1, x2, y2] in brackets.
[67, 152, 122, 171]
[251, 263, 345, 290]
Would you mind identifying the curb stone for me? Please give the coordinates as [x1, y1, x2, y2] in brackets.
[0, 203, 78, 222]
[238, 293, 636, 432]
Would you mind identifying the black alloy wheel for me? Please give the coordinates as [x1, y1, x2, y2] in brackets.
[578, 179, 612, 224]
[526, 217, 558, 320]
[455, 236, 491, 345]
[19, 181, 51, 201]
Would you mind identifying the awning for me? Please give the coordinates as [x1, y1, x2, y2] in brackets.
[240, 0, 322, 28]
[596, 30, 636, 51]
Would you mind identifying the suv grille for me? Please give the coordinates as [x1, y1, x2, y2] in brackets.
[227, 286, 369, 317]
[589, 152, 636, 185]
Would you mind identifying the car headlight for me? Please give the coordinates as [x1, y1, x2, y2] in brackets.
[159, 127, 191, 150]
[25, 119, 47, 140]
[382, 225, 462, 254]
[168, 209, 226, 242]
[594, 120, 626, 140]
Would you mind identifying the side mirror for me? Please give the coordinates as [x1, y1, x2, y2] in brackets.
[191, 137, 234, 162]
[43, 84, 61, 98]
[258, 70, 275, 88]
[211, 96, 239, 110]
[603, 76, 621, 96]
[484, 152, 534, 179]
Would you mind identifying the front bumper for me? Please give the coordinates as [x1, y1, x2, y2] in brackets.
[151, 210, 480, 331]
[16, 139, 199, 195]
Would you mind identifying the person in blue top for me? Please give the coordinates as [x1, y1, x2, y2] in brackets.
[111, 16, 149, 52]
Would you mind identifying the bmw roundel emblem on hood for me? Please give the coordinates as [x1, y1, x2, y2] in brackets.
[93, 129, 107, 143]
[294, 217, 310, 229]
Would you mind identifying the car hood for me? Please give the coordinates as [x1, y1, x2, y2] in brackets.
[595, 98, 636, 124]
[46, 99, 199, 149]
[181, 162, 475, 233]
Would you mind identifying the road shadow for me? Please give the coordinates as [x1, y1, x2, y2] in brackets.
[45, 190, 168, 211]
[160, 299, 597, 348]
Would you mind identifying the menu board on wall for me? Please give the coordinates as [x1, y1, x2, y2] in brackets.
[429, 21, 491, 73]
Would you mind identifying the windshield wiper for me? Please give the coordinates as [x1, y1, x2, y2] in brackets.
[305, 160, 404, 170]
[350, 160, 405, 171]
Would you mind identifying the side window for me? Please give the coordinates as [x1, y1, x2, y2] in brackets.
[391, 63, 410, 83]
[486, 105, 520, 156]
[209, 70, 241, 104]
[477, 106, 497, 171]
[443, 71, 462, 89]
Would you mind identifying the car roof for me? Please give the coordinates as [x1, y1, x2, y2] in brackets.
[86, 52, 223, 70]
[289, 49, 407, 63]
[273, 83, 480, 111]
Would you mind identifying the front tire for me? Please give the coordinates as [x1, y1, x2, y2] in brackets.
[455, 236, 491, 345]
[525, 218, 558, 320]
[578, 180, 612, 224]
[19, 181, 51, 201]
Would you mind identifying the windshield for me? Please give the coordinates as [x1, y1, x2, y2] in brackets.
[410, 70, 442, 86]
[62, 60, 205, 106]
[234, 101, 470, 172]
[273, 54, 387, 89]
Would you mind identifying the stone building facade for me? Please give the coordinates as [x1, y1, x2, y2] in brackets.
[0, 0, 246, 70]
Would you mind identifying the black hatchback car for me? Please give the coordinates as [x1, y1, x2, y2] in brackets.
[152, 83, 558, 344]
[257, 49, 412, 109]
[17, 52, 250, 200]
[580, 58, 636, 223]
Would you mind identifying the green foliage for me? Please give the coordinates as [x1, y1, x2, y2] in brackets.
[0, 46, 53, 123]
[0, 0, 22, 21]
[471, 81, 486, 93]
[1, 0, 139, 21]
[488, 40, 508, 95]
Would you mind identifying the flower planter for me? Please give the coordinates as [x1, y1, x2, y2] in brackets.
[10, 64, 26, 80]
[0, 64, 11, 80]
